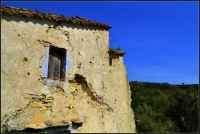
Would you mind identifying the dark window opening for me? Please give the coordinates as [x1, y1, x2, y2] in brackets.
[5, 126, 71, 133]
[48, 46, 66, 81]
[5, 123, 83, 133]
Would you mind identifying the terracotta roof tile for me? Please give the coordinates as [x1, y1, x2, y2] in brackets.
[1, 6, 112, 29]
[109, 49, 126, 58]
[113, 50, 126, 55]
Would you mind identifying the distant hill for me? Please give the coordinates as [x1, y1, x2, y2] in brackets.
[129, 81, 198, 132]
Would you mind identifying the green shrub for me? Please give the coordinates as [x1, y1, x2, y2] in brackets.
[130, 81, 198, 132]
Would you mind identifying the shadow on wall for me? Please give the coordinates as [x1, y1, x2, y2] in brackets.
[72, 74, 97, 101]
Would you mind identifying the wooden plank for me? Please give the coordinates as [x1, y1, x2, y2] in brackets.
[48, 48, 62, 80]
[60, 51, 66, 80]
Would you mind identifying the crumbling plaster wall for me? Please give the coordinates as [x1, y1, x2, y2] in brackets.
[1, 15, 136, 133]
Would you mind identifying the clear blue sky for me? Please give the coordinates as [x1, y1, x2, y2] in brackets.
[2, 1, 199, 84]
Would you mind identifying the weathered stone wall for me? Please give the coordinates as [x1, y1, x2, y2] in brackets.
[1, 14, 136, 133]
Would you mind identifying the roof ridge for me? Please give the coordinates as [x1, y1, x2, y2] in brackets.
[1, 5, 112, 29]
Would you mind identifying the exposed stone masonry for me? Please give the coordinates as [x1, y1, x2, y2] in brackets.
[1, 6, 136, 133]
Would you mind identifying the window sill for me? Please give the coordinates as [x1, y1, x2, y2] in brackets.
[47, 78, 65, 81]
[46, 78, 65, 84]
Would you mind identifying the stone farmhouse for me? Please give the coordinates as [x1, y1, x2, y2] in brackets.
[1, 6, 136, 133]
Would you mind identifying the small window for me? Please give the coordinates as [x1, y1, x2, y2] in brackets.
[48, 46, 66, 81]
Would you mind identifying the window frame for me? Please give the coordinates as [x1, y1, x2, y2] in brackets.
[47, 46, 66, 81]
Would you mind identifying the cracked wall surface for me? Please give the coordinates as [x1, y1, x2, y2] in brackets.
[1, 15, 136, 133]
